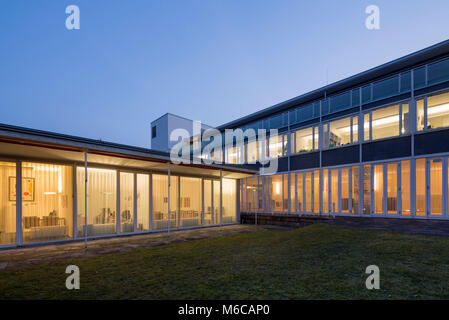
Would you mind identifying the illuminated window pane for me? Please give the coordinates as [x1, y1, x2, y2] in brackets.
[430, 159, 443, 216]
[22, 163, 73, 243]
[352, 166, 359, 214]
[363, 165, 371, 214]
[402, 103, 410, 134]
[416, 159, 426, 216]
[417, 99, 425, 131]
[77, 167, 115, 237]
[120, 172, 134, 233]
[305, 172, 312, 212]
[364, 113, 370, 141]
[222, 178, 236, 224]
[341, 168, 349, 213]
[313, 170, 320, 213]
[295, 127, 313, 153]
[427, 92, 449, 130]
[372, 105, 399, 140]
[269, 135, 283, 158]
[0, 162, 16, 245]
[270, 175, 283, 212]
[180, 177, 202, 227]
[373, 165, 383, 214]
[283, 174, 288, 212]
[331, 170, 339, 213]
[290, 173, 295, 212]
[322, 170, 329, 213]
[329, 117, 351, 148]
[387, 164, 397, 214]
[246, 140, 258, 164]
[401, 161, 411, 216]
[203, 180, 212, 225]
[246, 177, 258, 212]
[297, 174, 304, 213]
[152, 174, 178, 230]
[313, 126, 319, 150]
[136, 174, 149, 231]
[352, 116, 358, 143]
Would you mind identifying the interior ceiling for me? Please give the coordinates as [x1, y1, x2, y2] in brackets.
[0, 141, 253, 179]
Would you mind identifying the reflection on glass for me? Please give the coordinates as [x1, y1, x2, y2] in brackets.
[0, 162, 16, 245]
[401, 161, 411, 216]
[341, 168, 349, 213]
[427, 92, 449, 130]
[387, 164, 397, 214]
[331, 170, 339, 213]
[363, 165, 371, 214]
[372, 105, 399, 140]
[314, 170, 320, 214]
[352, 166, 359, 214]
[373, 165, 383, 214]
[430, 159, 443, 216]
[416, 159, 426, 216]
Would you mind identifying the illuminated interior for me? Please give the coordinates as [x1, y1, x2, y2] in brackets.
[0, 162, 16, 245]
[21, 162, 73, 243]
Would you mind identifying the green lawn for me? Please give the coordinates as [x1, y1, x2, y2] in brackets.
[1, 223, 449, 299]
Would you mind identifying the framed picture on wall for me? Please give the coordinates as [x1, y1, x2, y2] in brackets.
[9, 177, 35, 202]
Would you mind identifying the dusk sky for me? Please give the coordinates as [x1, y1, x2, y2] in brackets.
[1, 0, 449, 148]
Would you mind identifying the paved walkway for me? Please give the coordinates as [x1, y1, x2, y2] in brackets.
[0, 225, 268, 270]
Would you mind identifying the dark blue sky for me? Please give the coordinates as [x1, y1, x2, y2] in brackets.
[1, 0, 449, 148]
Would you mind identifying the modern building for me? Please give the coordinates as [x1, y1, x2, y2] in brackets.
[0, 124, 255, 249]
[3, 39, 449, 249]
[218, 39, 449, 220]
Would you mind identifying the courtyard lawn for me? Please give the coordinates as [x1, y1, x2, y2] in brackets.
[0, 223, 449, 299]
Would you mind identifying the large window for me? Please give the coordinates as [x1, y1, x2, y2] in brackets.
[373, 165, 383, 214]
[22, 163, 73, 243]
[331, 170, 338, 213]
[352, 166, 359, 214]
[246, 140, 258, 164]
[180, 177, 202, 227]
[0, 162, 16, 245]
[322, 169, 329, 213]
[417, 91, 449, 131]
[77, 167, 115, 237]
[305, 172, 312, 212]
[363, 165, 371, 214]
[290, 173, 295, 212]
[341, 168, 349, 213]
[416, 159, 426, 217]
[292, 126, 318, 154]
[269, 175, 283, 212]
[152, 174, 178, 230]
[222, 178, 236, 224]
[313, 170, 320, 214]
[246, 177, 258, 212]
[364, 103, 408, 141]
[136, 174, 149, 231]
[387, 164, 398, 214]
[297, 173, 304, 213]
[401, 161, 411, 216]
[325, 115, 358, 148]
[429, 159, 443, 216]
[120, 172, 134, 233]
[268, 134, 287, 158]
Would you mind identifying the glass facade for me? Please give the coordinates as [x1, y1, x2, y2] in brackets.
[0, 162, 16, 245]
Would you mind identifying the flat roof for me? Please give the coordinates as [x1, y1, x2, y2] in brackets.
[218, 38, 449, 130]
[0, 123, 257, 178]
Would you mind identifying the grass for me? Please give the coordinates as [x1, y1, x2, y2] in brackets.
[1, 223, 449, 299]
